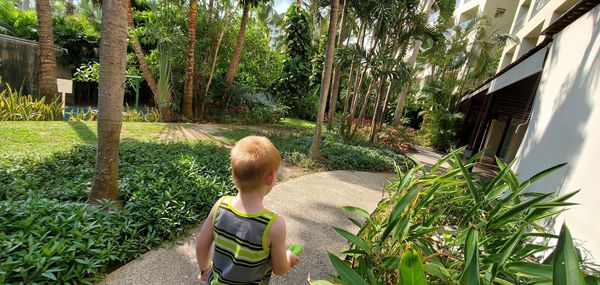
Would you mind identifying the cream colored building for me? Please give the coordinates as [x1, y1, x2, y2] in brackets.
[459, 0, 600, 260]
[454, 0, 519, 33]
[497, 0, 581, 70]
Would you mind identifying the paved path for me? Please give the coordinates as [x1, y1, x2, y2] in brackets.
[97, 171, 395, 285]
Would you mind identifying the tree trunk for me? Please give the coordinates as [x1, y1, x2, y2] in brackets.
[379, 80, 393, 130]
[183, 0, 197, 119]
[326, 0, 349, 130]
[36, 0, 58, 103]
[199, 27, 226, 119]
[207, 0, 215, 21]
[223, 4, 250, 107]
[89, 0, 128, 205]
[128, 3, 159, 107]
[339, 61, 354, 136]
[309, 0, 339, 159]
[368, 78, 386, 142]
[391, 0, 435, 127]
[65, 0, 75, 15]
[351, 78, 375, 138]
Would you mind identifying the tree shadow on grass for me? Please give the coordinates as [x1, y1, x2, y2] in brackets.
[68, 121, 97, 144]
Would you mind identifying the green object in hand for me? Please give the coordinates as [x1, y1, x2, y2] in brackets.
[289, 244, 303, 255]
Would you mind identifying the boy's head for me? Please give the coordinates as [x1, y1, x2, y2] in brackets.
[231, 136, 281, 192]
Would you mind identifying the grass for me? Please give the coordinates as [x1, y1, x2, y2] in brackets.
[280, 117, 316, 129]
[215, 125, 414, 172]
[0, 122, 178, 159]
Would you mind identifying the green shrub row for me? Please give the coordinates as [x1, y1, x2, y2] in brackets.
[0, 141, 235, 284]
[318, 148, 600, 284]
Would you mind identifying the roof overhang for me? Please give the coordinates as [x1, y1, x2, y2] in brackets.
[488, 46, 548, 94]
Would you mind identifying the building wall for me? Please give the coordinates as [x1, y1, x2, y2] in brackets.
[498, 0, 580, 70]
[513, 4, 600, 260]
[0, 34, 71, 97]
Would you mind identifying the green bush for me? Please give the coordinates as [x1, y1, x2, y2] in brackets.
[0, 140, 235, 284]
[0, 83, 63, 121]
[318, 149, 600, 284]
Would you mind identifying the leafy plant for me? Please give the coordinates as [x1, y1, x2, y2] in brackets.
[0, 140, 235, 283]
[316, 148, 600, 284]
[0, 82, 62, 121]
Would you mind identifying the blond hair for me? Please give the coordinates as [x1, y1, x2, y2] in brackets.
[230, 136, 281, 191]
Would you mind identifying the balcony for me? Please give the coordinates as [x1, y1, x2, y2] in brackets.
[512, 14, 527, 33]
[532, 0, 551, 17]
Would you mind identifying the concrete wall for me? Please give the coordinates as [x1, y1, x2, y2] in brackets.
[0, 34, 70, 97]
[483, 119, 506, 157]
[513, 4, 600, 261]
[498, 0, 580, 72]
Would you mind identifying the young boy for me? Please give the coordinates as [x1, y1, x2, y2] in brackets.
[195, 136, 300, 284]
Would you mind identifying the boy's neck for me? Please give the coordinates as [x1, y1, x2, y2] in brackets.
[232, 189, 266, 214]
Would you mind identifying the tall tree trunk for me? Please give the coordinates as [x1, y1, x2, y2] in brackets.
[326, 0, 349, 130]
[351, 78, 375, 138]
[368, 78, 386, 142]
[183, 0, 197, 119]
[309, 0, 339, 159]
[391, 0, 435, 127]
[379, 80, 393, 130]
[223, 3, 250, 107]
[36, 0, 58, 103]
[65, 0, 75, 15]
[128, 3, 159, 107]
[339, 61, 354, 136]
[199, 27, 226, 119]
[89, 0, 128, 205]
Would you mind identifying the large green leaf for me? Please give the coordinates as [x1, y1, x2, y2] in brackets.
[327, 253, 368, 285]
[459, 228, 480, 285]
[553, 224, 586, 285]
[496, 227, 525, 266]
[488, 193, 552, 229]
[399, 248, 427, 285]
[334, 227, 370, 253]
[453, 152, 481, 204]
[506, 262, 552, 278]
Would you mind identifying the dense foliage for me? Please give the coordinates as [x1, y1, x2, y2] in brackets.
[0, 82, 62, 121]
[217, 127, 414, 172]
[0, 141, 235, 284]
[317, 149, 600, 284]
[275, 3, 314, 120]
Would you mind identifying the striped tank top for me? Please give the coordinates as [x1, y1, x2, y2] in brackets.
[207, 196, 278, 285]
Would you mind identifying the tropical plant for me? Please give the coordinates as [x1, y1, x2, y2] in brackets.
[222, 0, 268, 106]
[309, 0, 339, 159]
[275, 3, 313, 119]
[314, 148, 600, 284]
[89, 0, 128, 205]
[0, 82, 62, 121]
[418, 16, 515, 150]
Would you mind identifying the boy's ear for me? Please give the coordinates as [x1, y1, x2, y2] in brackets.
[266, 171, 276, 186]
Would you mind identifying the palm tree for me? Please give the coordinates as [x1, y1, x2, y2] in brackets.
[182, 0, 197, 119]
[326, 0, 350, 130]
[391, 0, 452, 127]
[128, 2, 159, 108]
[89, 0, 129, 205]
[222, 0, 263, 107]
[36, 0, 58, 103]
[309, 0, 339, 159]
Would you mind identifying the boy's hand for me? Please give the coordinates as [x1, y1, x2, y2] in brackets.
[286, 250, 300, 268]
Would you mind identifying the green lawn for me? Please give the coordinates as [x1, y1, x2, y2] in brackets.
[280, 117, 316, 129]
[0, 122, 169, 158]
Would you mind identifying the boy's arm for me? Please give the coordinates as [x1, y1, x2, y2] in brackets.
[196, 203, 218, 275]
[269, 216, 299, 276]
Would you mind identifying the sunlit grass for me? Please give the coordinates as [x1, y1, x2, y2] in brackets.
[280, 117, 316, 129]
[0, 121, 168, 159]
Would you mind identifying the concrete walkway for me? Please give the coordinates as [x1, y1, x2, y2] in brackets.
[97, 171, 395, 285]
